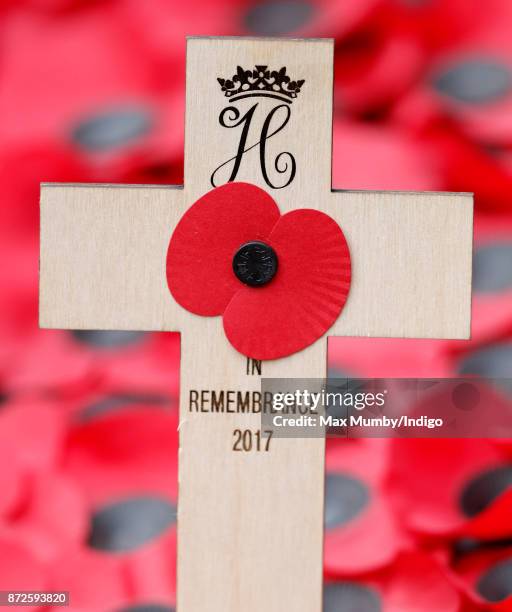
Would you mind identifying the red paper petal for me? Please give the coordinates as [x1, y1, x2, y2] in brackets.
[167, 182, 280, 316]
[453, 547, 512, 611]
[389, 438, 512, 539]
[385, 552, 460, 612]
[0, 399, 65, 472]
[49, 548, 126, 610]
[324, 498, 402, 575]
[64, 408, 179, 504]
[223, 209, 351, 359]
[325, 552, 460, 611]
[0, 540, 46, 610]
[6, 473, 87, 562]
[324, 440, 408, 575]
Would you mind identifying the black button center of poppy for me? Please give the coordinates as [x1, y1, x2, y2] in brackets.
[459, 465, 512, 518]
[477, 558, 512, 603]
[233, 241, 278, 287]
[87, 496, 176, 552]
[324, 473, 370, 530]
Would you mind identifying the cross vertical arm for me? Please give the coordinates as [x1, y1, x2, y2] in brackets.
[184, 36, 334, 206]
[176, 37, 335, 612]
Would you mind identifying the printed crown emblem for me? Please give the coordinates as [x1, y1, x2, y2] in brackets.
[217, 65, 305, 103]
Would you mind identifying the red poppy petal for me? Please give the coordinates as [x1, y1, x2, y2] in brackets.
[453, 547, 512, 611]
[125, 529, 177, 605]
[385, 552, 460, 612]
[223, 209, 351, 359]
[167, 182, 280, 315]
[64, 408, 179, 504]
[325, 499, 402, 575]
[49, 548, 126, 610]
[389, 438, 512, 538]
[0, 540, 46, 609]
[8, 473, 87, 562]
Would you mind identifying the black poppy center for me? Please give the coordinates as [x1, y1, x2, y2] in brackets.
[433, 59, 512, 105]
[324, 583, 382, 612]
[459, 465, 512, 518]
[70, 329, 146, 348]
[244, 1, 315, 36]
[232, 241, 278, 287]
[477, 558, 512, 603]
[472, 243, 512, 293]
[72, 107, 153, 152]
[324, 473, 370, 530]
[87, 496, 176, 552]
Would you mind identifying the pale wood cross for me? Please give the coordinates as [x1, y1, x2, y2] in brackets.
[39, 37, 473, 612]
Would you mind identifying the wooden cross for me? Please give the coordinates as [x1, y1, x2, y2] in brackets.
[39, 38, 473, 611]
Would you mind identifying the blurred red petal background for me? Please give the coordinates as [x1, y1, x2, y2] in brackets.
[1, 1, 512, 610]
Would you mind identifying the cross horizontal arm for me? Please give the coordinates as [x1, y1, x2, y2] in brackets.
[40, 184, 472, 340]
[39, 183, 187, 331]
[326, 189, 473, 339]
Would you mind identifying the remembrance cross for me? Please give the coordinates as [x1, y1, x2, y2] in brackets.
[39, 37, 473, 612]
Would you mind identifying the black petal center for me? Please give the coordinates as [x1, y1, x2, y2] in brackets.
[324, 583, 382, 612]
[72, 107, 153, 151]
[433, 59, 512, 104]
[473, 243, 512, 293]
[460, 465, 512, 517]
[477, 558, 512, 603]
[244, 1, 315, 36]
[70, 329, 146, 349]
[233, 241, 278, 287]
[88, 496, 176, 552]
[324, 473, 370, 530]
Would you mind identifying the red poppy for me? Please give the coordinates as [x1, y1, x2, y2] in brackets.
[428, 7, 512, 147]
[325, 552, 460, 612]
[50, 406, 179, 610]
[389, 438, 512, 541]
[0, 5, 184, 184]
[392, 0, 512, 149]
[324, 438, 408, 575]
[47, 505, 176, 611]
[452, 545, 512, 611]
[166, 182, 351, 360]
[0, 398, 180, 609]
